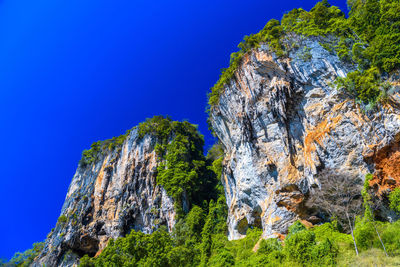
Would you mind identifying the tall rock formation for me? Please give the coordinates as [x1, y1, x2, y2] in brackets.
[34, 124, 187, 266]
[209, 35, 400, 240]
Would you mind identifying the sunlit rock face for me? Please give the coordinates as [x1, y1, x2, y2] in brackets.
[209, 35, 400, 240]
[33, 128, 180, 267]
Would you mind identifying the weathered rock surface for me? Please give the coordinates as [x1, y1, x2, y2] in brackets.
[33, 128, 180, 266]
[209, 36, 400, 240]
[33, 34, 400, 266]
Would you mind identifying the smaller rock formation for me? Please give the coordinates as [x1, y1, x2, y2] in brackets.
[34, 125, 181, 266]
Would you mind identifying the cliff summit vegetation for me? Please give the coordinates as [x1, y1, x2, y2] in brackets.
[79, 129, 131, 166]
[208, 0, 400, 109]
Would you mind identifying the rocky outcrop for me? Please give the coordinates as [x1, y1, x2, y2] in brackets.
[209, 35, 400, 240]
[33, 128, 181, 266]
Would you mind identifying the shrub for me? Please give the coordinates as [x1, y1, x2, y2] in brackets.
[57, 214, 68, 224]
[78, 255, 93, 267]
[81, 229, 174, 266]
[311, 238, 339, 265]
[354, 218, 376, 250]
[200, 197, 228, 263]
[335, 67, 384, 105]
[257, 238, 282, 255]
[287, 220, 306, 236]
[311, 221, 352, 244]
[9, 242, 45, 267]
[380, 220, 400, 256]
[389, 188, 400, 213]
[284, 230, 316, 264]
[284, 221, 341, 265]
[208, 249, 235, 267]
[79, 129, 131, 166]
[362, 173, 374, 219]
[298, 46, 312, 61]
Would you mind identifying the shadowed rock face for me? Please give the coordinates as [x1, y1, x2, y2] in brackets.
[209, 35, 400, 240]
[33, 128, 180, 266]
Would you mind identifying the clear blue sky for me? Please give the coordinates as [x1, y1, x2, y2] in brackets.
[0, 0, 347, 260]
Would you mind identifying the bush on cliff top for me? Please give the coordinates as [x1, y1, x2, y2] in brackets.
[207, 19, 284, 108]
[79, 129, 131, 166]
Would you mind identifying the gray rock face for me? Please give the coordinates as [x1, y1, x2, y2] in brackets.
[209, 36, 400, 240]
[33, 128, 180, 266]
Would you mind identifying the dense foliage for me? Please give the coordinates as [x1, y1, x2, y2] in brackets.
[75, 162, 400, 266]
[77, 216, 400, 266]
[79, 192, 229, 267]
[208, 0, 400, 109]
[138, 116, 218, 215]
[75, 155, 400, 266]
[207, 18, 285, 107]
[389, 188, 400, 213]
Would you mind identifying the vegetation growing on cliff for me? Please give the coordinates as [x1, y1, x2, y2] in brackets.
[138, 116, 219, 215]
[389, 188, 400, 213]
[207, 18, 284, 107]
[6, 242, 44, 267]
[78, 115, 219, 216]
[57, 214, 68, 225]
[208, 0, 400, 109]
[79, 129, 131, 166]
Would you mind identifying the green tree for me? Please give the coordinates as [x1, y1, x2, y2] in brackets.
[9, 242, 45, 267]
[389, 188, 400, 213]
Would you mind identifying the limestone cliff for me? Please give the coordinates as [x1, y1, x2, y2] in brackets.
[32, 34, 400, 266]
[34, 128, 181, 266]
[209, 35, 400, 240]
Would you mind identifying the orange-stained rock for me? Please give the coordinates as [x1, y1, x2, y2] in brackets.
[369, 138, 400, 196]
[33, 129, 179, 267]
[209, 35, 400, 240]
